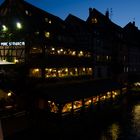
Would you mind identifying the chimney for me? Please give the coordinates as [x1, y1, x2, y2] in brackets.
[132, 21, 135, 26]
[89, 8, 92, 16]
[105, 9, 109, 19]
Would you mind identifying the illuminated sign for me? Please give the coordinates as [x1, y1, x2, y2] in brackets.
[0, 42, 25, 46]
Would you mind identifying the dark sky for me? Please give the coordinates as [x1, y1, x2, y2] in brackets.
[0, 0, 140, 29]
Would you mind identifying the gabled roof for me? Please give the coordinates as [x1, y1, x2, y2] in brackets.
[65, 14, 85, 25]
[0, 0, 65, 32]
[123, 22, 138, 31]
[65, 14, 87, 32]
[0, 0, 63, 22]
[86, 8, 107, 23]
[86, 8, 122, 31]
[123, 22, 140, 42]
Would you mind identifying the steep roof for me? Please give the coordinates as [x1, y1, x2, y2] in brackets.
[0, 0, 63, 22]
[65, 14, 85, 25]
[65, 14, 87, 32]
[0, 0, 65, 34]
[86, 8, 122, 31]
[0, 0, 56, 17]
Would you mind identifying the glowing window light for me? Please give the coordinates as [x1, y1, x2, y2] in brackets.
[72, 51, 76, 56]
[51, 47, 55, 51]
[112, 95, 115, 98]
[62, 103, 72, 113]
[85, 99, 92, 106]
[14, 59, 19, 63]
[73, 100, 82, 110]
[48, 100, 51, 103]
[34, 69, 39, 72]
[92, 18, 98, 23]
[60, 48, 63, 52]
[2, 25, 8, 31]
[83, 68, 86, 71]
[16, 22, 22, 29]
[2, 59, 6, 62]
[7, 92, 12, 97]
[45, 32, 50, 38]
[48, 101, 58, 113]
[106, 55, 109, 60]
[65, 68, 68, 72]
[107, 92, 111, 95]
[25, 10, 29, 15]
[134, 82, 140, 86]
[57, 50, 61, 54]
[79, 51, 83, 56]
[75, 68, 77, 72]
[89, 68, 92, 71]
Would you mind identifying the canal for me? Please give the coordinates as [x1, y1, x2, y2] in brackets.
[6, 96, 140, 140]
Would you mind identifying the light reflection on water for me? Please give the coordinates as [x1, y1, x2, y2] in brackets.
[98, 101, 140, 140]
[7, 99, 140, 140]
[100, 123, 120, 140]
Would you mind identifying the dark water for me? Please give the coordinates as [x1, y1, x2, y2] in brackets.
[6, 98, 140, 140]
[93, 99, 140, 140]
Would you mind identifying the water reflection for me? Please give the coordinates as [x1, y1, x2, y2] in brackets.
[6, 99, 140, 140]
[98, 101, 140, 140]
[100, 123, 120, 140]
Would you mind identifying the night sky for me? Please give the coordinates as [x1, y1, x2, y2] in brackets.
[0, 0, 140, 29]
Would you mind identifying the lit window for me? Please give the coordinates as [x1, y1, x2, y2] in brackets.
[25, 10, 29, 15]
[7, 92, 12, 97]
[91, 18, 98, 23]
[78, 51, 84, 57]
[14, 59, 19, 63]
[48, 101, 58, 113]
[30, 47, 42, 53]
[126, 67, 129, 72]
[87, 68, 93, 75]
[72, 51, 76, 56]
[49, 20, 52, 24]
[45, 32, 50, 38]
[45, 17, 49, 22]
[45, 18, 52, 24]
[51, 47, 55, 51]
[84, 98, 92, 107]
[2, 25, 8, 32]
[16, 22, 22, 29]
[35, 31, 39, 35]
[62, 103, 72, 113]
[45, 68, 57, 78]
[60, 48, 63, 52]
[29, 68, 42, 77]
[73, 100, 82, 111]
[106, 56, 109, 60]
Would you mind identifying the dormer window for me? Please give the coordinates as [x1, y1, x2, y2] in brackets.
[91, 18, 98, 24]
[45, 18, 52, 24]
[45, 32, 50, 38]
